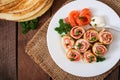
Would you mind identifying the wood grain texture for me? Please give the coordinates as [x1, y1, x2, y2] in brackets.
[51, 0, 67, 14]
[0, 20, 16, 80]
[18, 9, 51, 80]
[105, 67, 119, 80]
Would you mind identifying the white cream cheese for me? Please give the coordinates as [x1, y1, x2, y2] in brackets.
[90, 16, 105, 27]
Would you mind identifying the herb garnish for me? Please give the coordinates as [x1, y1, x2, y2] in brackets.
[70, 58, 75, 61]
[97, 57, 106, 62]
[89, 56, 94, 63]
[20, 18, 39, 34]
[92, 19, 95, 22]
[55, 19, 72, 35]
[91, 37, 96, 41]
[75, 30, 80, 35]
[96, 50, 101, 55]
[77, 43, 82, 49]
[71, 54, 76, 57]
[94, 24, 97, 26]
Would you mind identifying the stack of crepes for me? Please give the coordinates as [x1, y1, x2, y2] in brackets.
[0, 0, 53, 22]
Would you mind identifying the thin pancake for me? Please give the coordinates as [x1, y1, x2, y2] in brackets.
[2, 0, 40, 13]
[0, 0, 15, 6]
[0, 0, 21, 11]
[19, 0, 53, 22]
[0, 0, 48, 21]
[1, 0, 27, 12]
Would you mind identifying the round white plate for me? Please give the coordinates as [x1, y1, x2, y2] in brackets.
[47, 0, 120, 77]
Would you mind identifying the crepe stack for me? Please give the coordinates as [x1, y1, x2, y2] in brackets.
[0, 0, 53, 22]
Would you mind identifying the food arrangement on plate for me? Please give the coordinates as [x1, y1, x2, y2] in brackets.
[55, 8, 113, 63]
[47, 0, 120, 77]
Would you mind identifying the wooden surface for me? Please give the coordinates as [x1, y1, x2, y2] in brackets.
[0, 21, 16, 80]
[0, 0, 119, 80]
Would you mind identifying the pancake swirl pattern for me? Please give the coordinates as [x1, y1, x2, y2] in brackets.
[0, 0, 54, 22]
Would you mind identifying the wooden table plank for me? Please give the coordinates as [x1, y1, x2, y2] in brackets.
[0, 20, 16, 80]
[18, 10, 51, 80]
[105, 67, 119, 80]
[51, 0, 67, 14]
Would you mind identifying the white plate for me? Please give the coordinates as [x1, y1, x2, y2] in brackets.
[47, 0, 120, 77]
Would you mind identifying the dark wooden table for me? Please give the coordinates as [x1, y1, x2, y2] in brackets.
[0, 0, 120, 80]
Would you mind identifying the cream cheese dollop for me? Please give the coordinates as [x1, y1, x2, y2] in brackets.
[90, 16, 105, 27]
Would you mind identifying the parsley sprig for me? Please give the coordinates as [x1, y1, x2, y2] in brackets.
[55, 19, 72, 35]
[97, 57, 106, 62]
[20, 18, 39, 34]
[77, 43, 82, 49]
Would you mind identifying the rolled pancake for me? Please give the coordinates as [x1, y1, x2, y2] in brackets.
[0, 0, 48, 21]
[0, 0, 21, 11]
[2, 0, 41, 13]
[19, 0, 53, 22]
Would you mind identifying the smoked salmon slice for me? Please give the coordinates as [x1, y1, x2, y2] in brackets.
[76, 8, 92, 26]
[67, 8, 92, 26]
[68, 10, 79, 27]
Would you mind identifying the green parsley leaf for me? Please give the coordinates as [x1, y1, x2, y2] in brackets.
[94, 24, 97, 26]
[91, 37, 96, 41]
[77, 43, 82, 49]
[75, 30, 80, 35]
[20, 18, 39, 34]
[70, 58, 75, 61]
[89, 56, 94, 63]
[55, 19, 72, 35]
[97, 57, 106, 62]
[92, 19, 95, 22]
[71, 54, 76, 57]
[96, 50, 101, 55]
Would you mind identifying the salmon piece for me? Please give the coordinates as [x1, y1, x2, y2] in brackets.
[76, 15, 91, 26]
[76, 8, 92, 26]
[68, 8, 92, 26]
[80, 8, 92, 17]
[68, 10, 79, 27]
